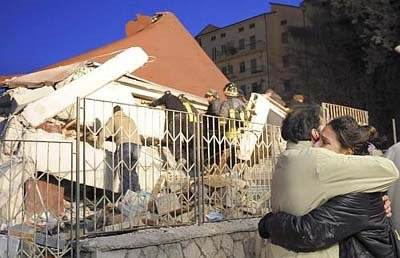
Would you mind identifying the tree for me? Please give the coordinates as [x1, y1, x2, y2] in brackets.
[287, 0, 400, 144]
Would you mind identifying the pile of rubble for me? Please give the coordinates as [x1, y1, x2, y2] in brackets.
[0, 46, 281, 256]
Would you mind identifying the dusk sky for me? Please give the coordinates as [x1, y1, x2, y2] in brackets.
[0, 0, 301, 75]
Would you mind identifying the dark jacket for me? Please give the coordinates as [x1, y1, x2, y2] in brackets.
[149, 92, 186, 112]
[259, 193, 397, 258]
[205, 99, 222, 117]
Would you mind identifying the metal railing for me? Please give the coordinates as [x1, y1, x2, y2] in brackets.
[322, 102, 369, 125]
[0, 139, 75, 257]
[0, 97, 285, 256]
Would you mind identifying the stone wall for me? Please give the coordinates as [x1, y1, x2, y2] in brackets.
[81, 218, 268, 258]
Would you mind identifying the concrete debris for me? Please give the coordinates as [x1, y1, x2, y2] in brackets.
[35, 232, 68, 249]
[0, 235, 20, 258]
[21, 47, 149, 127]
[10, 86, 54, 114]
[55, 65, 95, 90]
[0, 116, 24, 156]
[119, 190, 150, 218]
[0, 158, 35, 225]
[0, 42, 282, 254]
[25, 179, 65, 217]
[155, 193, 182, 215]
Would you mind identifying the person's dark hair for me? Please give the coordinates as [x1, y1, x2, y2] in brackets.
[281, 104, 322, 143]
[328, 116, 385, 155]
[113, 105, 122, 113]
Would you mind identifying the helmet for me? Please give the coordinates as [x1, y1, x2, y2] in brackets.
[205, 89, 219, 98]
[223, 82, 239, 97]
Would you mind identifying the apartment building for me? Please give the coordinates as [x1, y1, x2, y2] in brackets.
[196, 3, 304, 100]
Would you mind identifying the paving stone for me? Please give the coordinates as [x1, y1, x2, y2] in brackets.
[157, 248, 168, 258]
[143, 246, 159, 257]
[243, 238, 256, 258]
[160, 243, 184, 258]
[231, 232, 249, 241]
[183, 241, 201, 258]
[220, 235, 234, 257]
[211, 235, 223, 251]
[233, 241, 245, 258]
[214, 249, 228, 258]
[195, 238, 217, 258]
[126, 248, 143, 258]
[96, 250, 127, 258]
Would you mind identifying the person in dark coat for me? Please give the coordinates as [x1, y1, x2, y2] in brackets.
[203, 89, 222, 164]
[149, 91, 195, 175]
[259, 116, 398, 258]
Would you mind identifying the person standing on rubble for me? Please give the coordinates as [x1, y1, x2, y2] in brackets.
[219, 82, 249, 140]
[97, 105, 141, 194]
[149, 91, 195, 172]
[204, 89, 222, 117]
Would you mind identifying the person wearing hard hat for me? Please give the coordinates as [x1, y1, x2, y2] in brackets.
[204, 89, 222, 117]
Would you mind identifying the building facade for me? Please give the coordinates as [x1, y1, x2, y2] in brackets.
[196, 3, 304, 100]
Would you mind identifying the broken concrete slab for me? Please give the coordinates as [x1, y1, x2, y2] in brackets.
[0, 158, 35, 225]
[10, 86, 54, 114]
[21, 47, 149, 127]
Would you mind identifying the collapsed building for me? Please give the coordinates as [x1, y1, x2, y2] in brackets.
[0, 12, 288, 257]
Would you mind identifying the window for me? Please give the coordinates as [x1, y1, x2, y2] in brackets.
[212, 47, 217, 60]
[239, 39, 245, 50]
[282, 55, 290, 67]
[251, 59, 257, 73]
[238, 27, 244, 32]
[249, 23, 255, 29]
[251, 82, 258, 92]
[221, 32, 226, 38]
[221, 66, 227, 75]
[284, 80, 291, 92]
[281, 19, 287, 26]
[250, 35, 256, 49]
[221, 45, 227, 54]
[211, 35, 216, 41]
[240, 85, 246, 94]
[281, 32, 288, 44]
[227, 64, 233, 74]
[240, 62, 246, 73]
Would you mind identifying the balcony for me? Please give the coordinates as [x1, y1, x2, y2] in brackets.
[214, 40, 266, 62]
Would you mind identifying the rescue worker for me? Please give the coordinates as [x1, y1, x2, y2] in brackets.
[97, 105, 141, 194]
[204, 89, 222, 117]
[219, 83, 250, 169]
[219, 82, 249, 140]
[149, 91, 195, 174]
[203, 89, 223, 164]
[178, 94, 199, 123]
